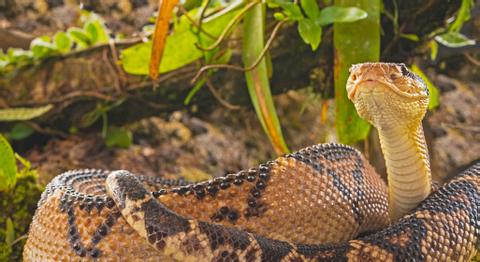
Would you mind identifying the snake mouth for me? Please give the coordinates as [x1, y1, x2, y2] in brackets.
[348, 78, 428, 102]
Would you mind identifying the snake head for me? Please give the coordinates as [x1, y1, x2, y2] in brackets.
[346, 62, 429, 130]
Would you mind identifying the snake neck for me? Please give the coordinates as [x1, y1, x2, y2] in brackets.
[378, 124, 431, 221]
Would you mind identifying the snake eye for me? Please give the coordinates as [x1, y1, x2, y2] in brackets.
[390, 74, 398, 80]
[351, 74, 357, 81]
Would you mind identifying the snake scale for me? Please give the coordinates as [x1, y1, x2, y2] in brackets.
[23, 63, 480, 261]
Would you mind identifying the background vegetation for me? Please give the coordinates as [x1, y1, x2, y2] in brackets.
[0, 0, 478, 260]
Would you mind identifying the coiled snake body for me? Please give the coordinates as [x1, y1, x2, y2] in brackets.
[24, 63, 480, 261]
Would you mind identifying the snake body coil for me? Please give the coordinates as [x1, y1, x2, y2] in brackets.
[23, 63, 480, 261]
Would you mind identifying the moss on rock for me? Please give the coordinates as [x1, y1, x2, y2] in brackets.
[0, 169, 43, 261]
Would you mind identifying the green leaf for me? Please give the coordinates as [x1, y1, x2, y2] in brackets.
[316, 6, 368, 26]
[270, 0, 304, 20]
[5, 218, 15, 246]
[435, 32, 475, 48]
[84, 20, 109, 44]
[30, 36, 57, 59]
[273, 12, 286, 20]
[105, 127, 132, 148]
[9, 123, 34, 140]
[333, 0, 380, 144]
[300, 0, 320, 19]
[243, 3, 289, 155]
[0, 104, 53, 121]
[67, 28, 91, 47]
[7, 48, 32, 63]
[410, 64, 440, 110]
[0, 134, 17, 190]
[298, 18, 322, 50]
[121, 6, 240, 75]
[54, 32, 72, 53]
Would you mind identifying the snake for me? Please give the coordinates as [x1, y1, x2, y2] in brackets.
[23, 63, 479, 261]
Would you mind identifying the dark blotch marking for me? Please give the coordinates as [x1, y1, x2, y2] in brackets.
[113, 171, 149, 208]
[207, 184, 219, 197]
[198, 221, 251, 251]
[296, 243, 348, 261]
[181, 235, 203, 254]
[327, 169, 364, 225]
[255, 235, 292, 261]
[142, 198, 191, 238]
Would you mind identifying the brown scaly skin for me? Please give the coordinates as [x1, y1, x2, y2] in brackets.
[23, 63, 479, 261]
[23, 144, 390, 261]
[24, 158, 480, 261]
[105, 166, 479, 261]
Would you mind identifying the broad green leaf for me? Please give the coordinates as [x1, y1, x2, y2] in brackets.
[121, 6, 240, 75]
[0, 134, 17, 190]
[5, 218, 15, 246]
[84, 20, 109, 44]
[7, 48, 33, 63]
[54, 32, 72, 53]
[411, 64, 440, 110]
[333, 0, 380, 144]
[316, 6, 367, 26]
[298, 18, 322, 50]
[67, 28, 90, 48]
[85, 22, 99, 43]
[0, 104, 53, 121]
[243, 3, 289, 155]
[105, 127, 132, 148]
[300, 0, 320, 19]
[9, 123, 34, 140]
[435, 32, 475, 48]
[30, 36, 56, 59]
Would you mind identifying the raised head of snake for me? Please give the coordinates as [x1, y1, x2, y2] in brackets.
[347, 62, 431, 220]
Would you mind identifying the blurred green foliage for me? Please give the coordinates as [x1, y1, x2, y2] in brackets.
[0, 137, 43, 260]
[243, 2, 289, 154]
[0, 0, 475, 151]
[121, 6, 240, 74]
[0, 135, 17, 191]
[0, 11, 109, 76]
[411, 64, 440, 110]
[435, 0, 475, 48]
[333, 0, 380, 144]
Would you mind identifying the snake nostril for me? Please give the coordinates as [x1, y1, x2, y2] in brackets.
[351, 74, 357, 81]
